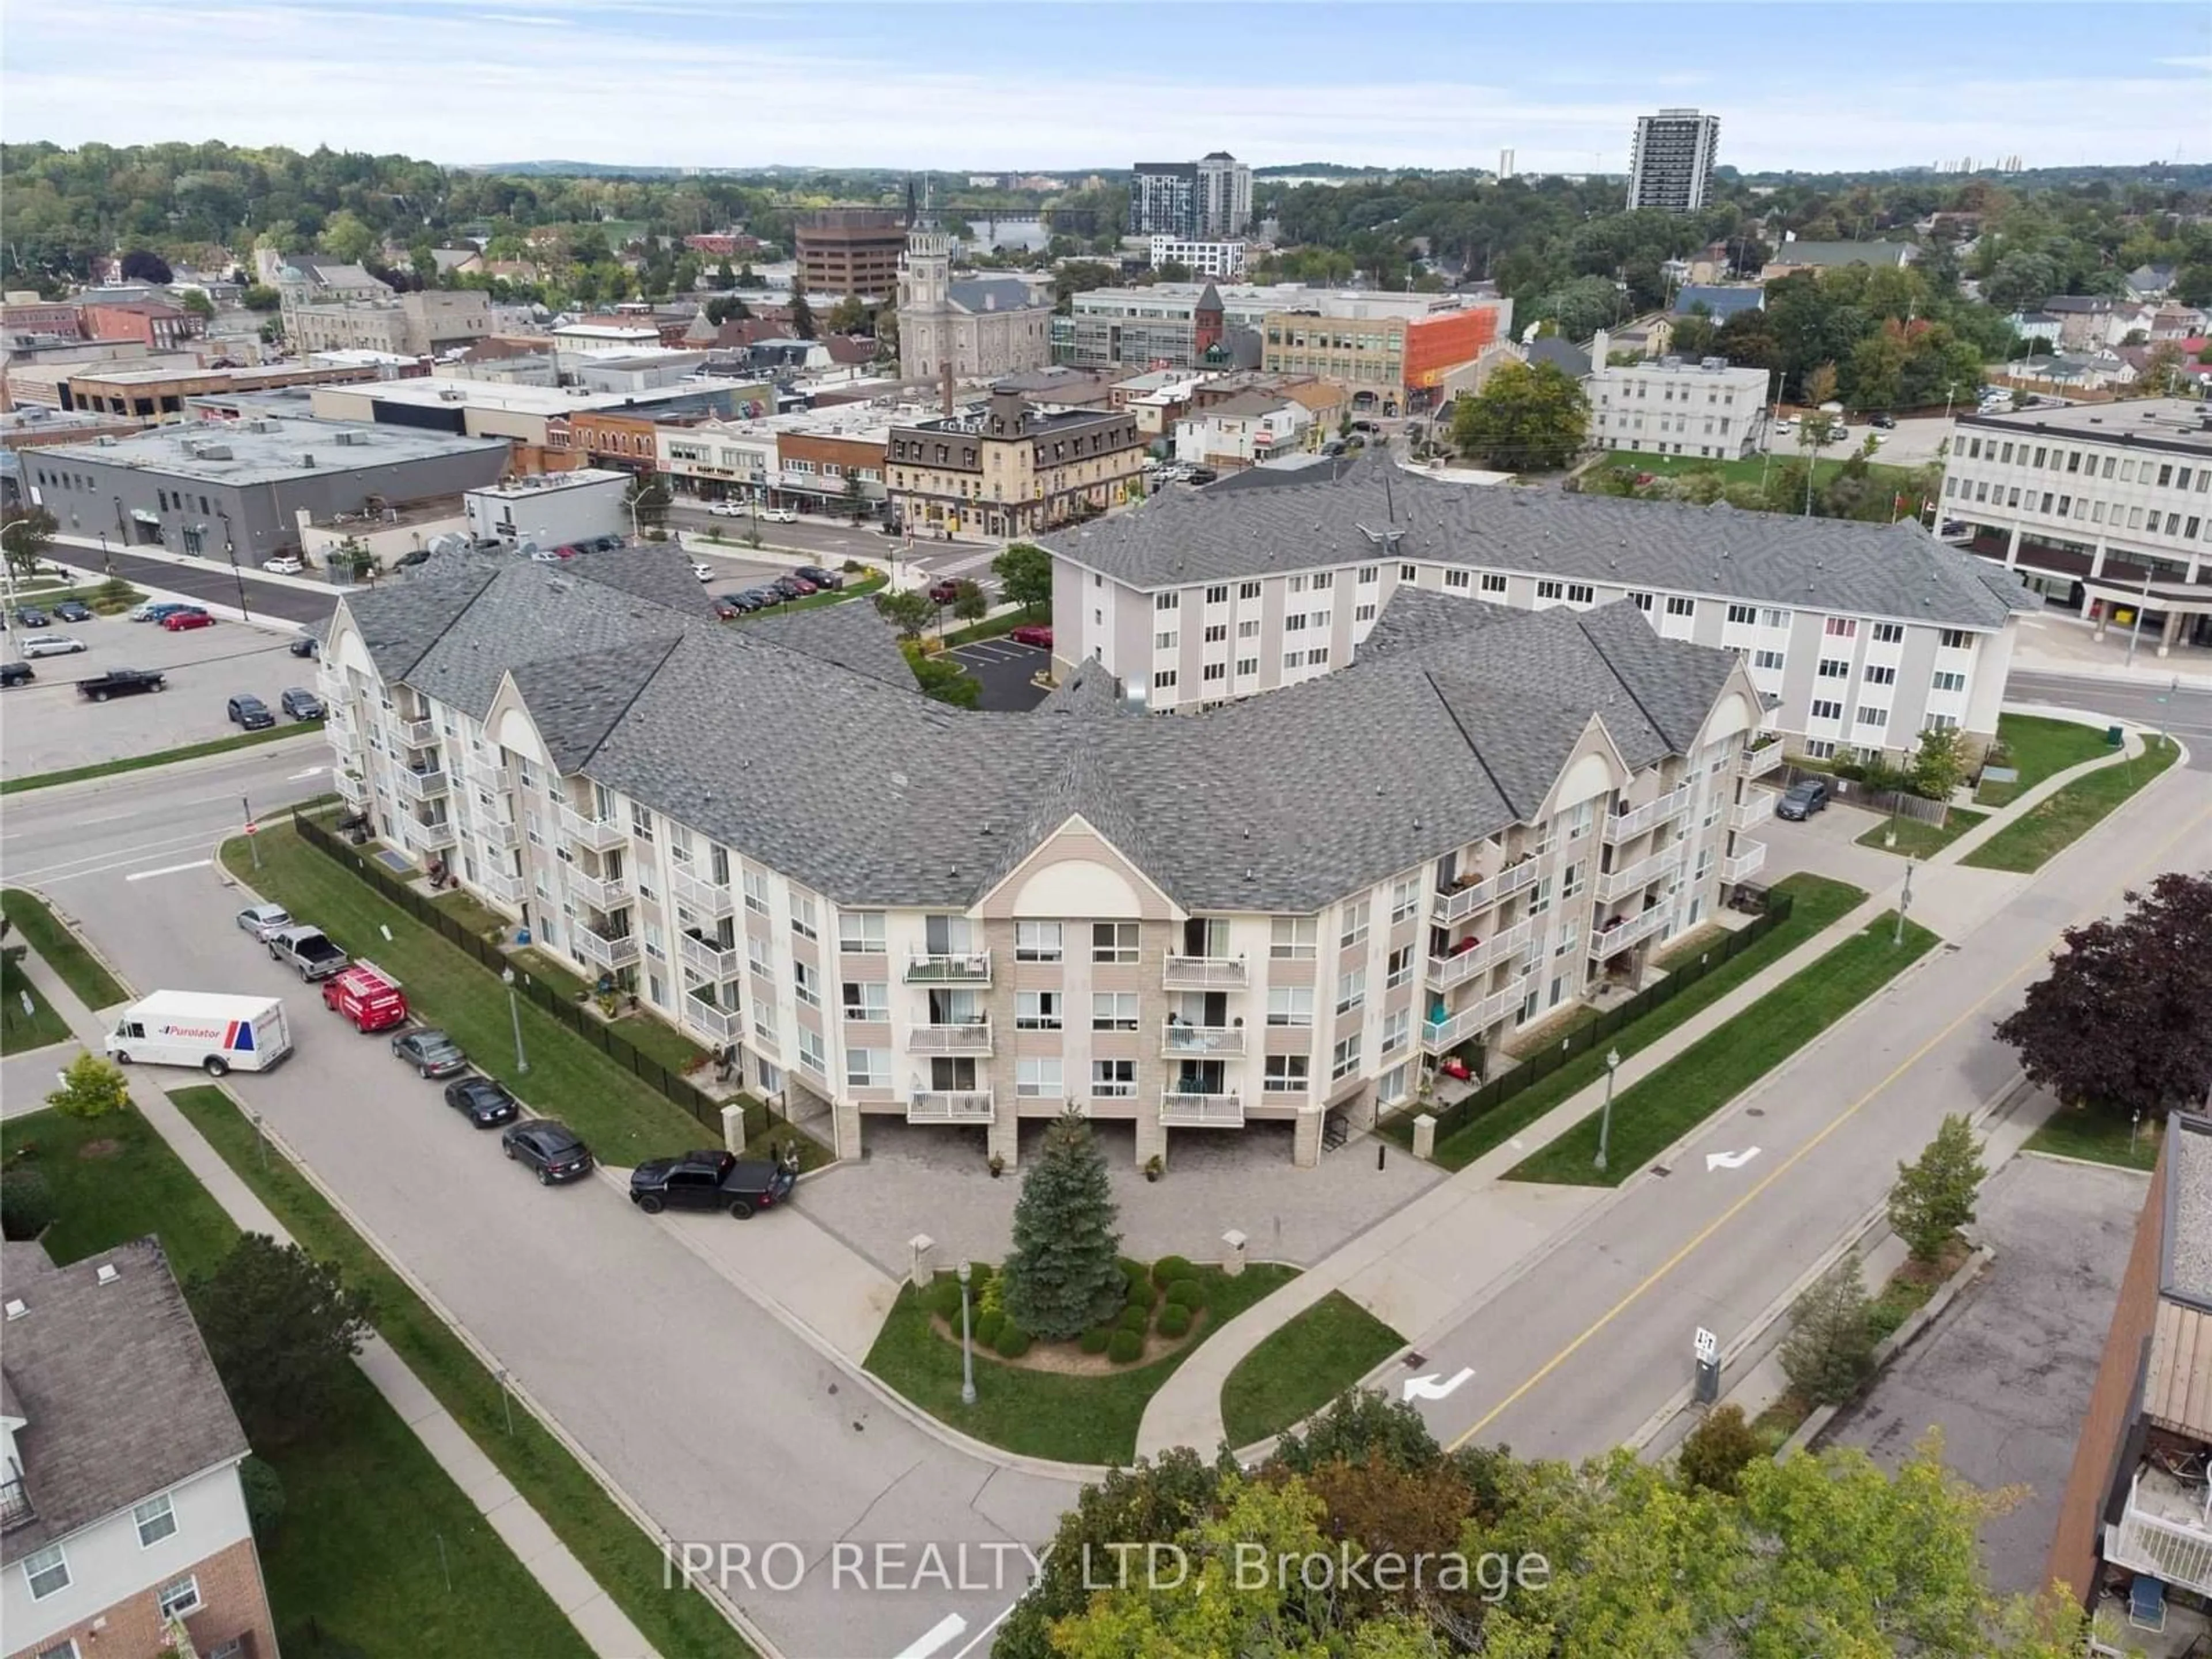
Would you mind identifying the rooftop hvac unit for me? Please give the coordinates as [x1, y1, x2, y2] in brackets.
[298, 453, 317, 468]
[333, 429, 372, 446]
[190, 441, 233, 460]
[437, 388, 467, 402]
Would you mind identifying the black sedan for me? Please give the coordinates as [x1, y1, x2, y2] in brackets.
[13, 607, 50, 628]
[52, 600, 92, 623]
[444, 1074, 520, 1128]
[502, 1119, 594, 1184]
[793, 565, 844, 591]
[228, 695, 276, 730]
[731, 588, 778, 612]
[289, 636, 319, 658]
[392, 1028, 469, 1078]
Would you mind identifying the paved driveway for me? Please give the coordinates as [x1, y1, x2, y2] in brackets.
[944, 639, 1050, 711]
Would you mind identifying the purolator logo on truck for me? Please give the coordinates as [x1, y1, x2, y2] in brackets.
[157, 1020, 256, 1048]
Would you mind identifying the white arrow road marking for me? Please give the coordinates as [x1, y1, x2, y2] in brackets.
[895, 1613, 968, 1659]
[125, 859, 212, 881]
[286, 765, 327, 779]
[1402, 1367, 1475, 1403]
[1705, 1147, 1763, 1172]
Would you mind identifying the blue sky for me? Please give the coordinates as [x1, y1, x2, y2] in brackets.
[5, 1, 2207, 173]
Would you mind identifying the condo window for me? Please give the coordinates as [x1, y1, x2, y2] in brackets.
[1264, 1055, 1310, 1094]
[1093, 1059, 1136, 1097]
[1444, 570, 1471, 590]
[22, 1544, 69, 1600]
[1824, 616, 1858, 639]
[1205, 585, 1229, 604]
[1865, 665, 1897, 685]
[1932, 671, 1967, 694]
[1093, 993, 1139, 1031]
[1267, 986, 1314, 1027]
[1938, 629, 1971, 650]
[1400, 563, 1417, 581]
[790, 894, 819, 942]
[1811, 699, 1843, 721]
[1753, 649, 1785, 672]
[1331, 1035, 1361, 1081]
[1153, 669, 1177, 690]
[1156, 591, 1178, 611]
[1017, 1058, 1063, 1098]
[1093, 922, 1139, 964]
[743, 870, 771, 915]
[1239, 581, 1261, 600]
[1628, 591, 1653, 612]
[1726, 603, 1756, 626]
[1357, 566, 1378, 584]
[1339, 899, 1370, 950]
[1857, 706, 1889, 728]
[1014, 921, 1063, 962]
[1385, 944, 1414, 990]
[157, 1575, 202, 1619]
[1665, 596, 1696, 619]
[846, 1047, 890, 1089]
[839, 911, 887, 954]
[1016, 991, 1062, 1031]
[1335, 968, 1366, 1015]
[797, 1028, 826, 1075]
[1270, 916, 1318, 959]
[843, 982, 889, 1021]
[134, 1493, 179, 1547]
[793, 960, 820, 1008]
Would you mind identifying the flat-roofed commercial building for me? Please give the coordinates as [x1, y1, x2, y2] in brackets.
[796, 208, 907, 300]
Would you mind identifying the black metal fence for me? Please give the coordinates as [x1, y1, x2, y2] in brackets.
[293, 809, 767, 1144]
[1392, 888, 1797, 1146]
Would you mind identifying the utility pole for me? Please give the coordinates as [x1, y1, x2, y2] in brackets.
[2124, 567, 2155, 669]
[1894, 857, 1914, 946]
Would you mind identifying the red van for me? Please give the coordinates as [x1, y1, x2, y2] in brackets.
[321, 962, 408, 1033]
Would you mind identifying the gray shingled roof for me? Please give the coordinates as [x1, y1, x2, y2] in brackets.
[1043, 453, 2036, 630]
[948, 278, 1046, 315]
[736, 600, 912, 687]
[0, 1240, 248, 1560]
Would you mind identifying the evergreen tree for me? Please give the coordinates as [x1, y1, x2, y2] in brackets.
[788, 290, 817, 340]
[1887, 1115, 1987, 1264]
[1779, 1252, 1878, 1406]
[1001, 1110, 1123, 1340]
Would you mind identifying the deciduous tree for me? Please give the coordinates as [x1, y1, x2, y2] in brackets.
[1, 505, 57, 579]
[47, 1054, 128, 1122]
[1450, 360, 1588, 472]
[999, 1108, 1122, 1341]
[991, 542, 1053, 614]
[1888, 1115, 1987, 1264]
[787, 290, 817, 340]
[1908, 724, 1968, 804]
[874, 587, 934, 638]
[119, 248, 172, 284]
[189, 1234, 373, 1445]
[1676, 1403, 1762, 1495]
[950, 578, 988, 626]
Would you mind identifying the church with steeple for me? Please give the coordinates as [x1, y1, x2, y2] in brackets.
[895, 179, 1055, 382]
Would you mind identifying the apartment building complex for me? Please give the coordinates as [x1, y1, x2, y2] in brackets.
[317, 544, 1775, 1171]
[1587, 343, 1772, 460]
[1149, 237, 1248, 279]
[1040, 454, 2034, 758]
[1132, 153, 1252, 240]
[794, 208, 907, 298]
[884, 383, 1144, 537]
[1626, 108, 1721, 212]
[1, 1240, 279, 1659]
[1941, 398, 2212, 654]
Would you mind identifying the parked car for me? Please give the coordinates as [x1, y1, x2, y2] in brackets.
[280, 688, 324, 721]
[690, 561, 714, 582]
[51, 600, 92, 623]
[234, 903, 293, 940]
[758, 506, 797, 524]
[289, 636, 319, 658]
[1775, 778, 1831, 821]
[12, 607, 50, 629]
[21, 634, 86, 658]
[1009, 624, 1053, 648]
[391, 1027, 469, 1078]
[502, 1119, 594, 1184]
[443, 1074, 520, 1128]
[706, 501, 744, 518]
[128, 601, 189, 623]
[322, 962, 407, 1032]
[710, 597, 742, 621]
[927, 579, 961, 605]
[771, 574, 817, 600]
[228, 694, 276, 730]
[267, 924, 347, 981]
[1869, 412, 1896, 430]
[0, 662, 32, 688]
[628, 1149, 795, 1219]
[262, 555, 304, 574]
[162, 609, 216, 632]
[793, 565, 844, 591]
[75, 668, 166, 701]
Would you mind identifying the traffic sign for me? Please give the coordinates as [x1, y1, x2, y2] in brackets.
[1694, 1327, 1718, 1365]
[245, 821, 259, 836]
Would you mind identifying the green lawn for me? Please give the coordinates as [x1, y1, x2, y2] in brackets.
[3, 720, 324, 796]
[1853, 808, 1988, 859]
[0, 949, 73, 1054]
[1598, 449, 1922, 495]
[168, 1086, 752, 1658]
[866, 1264, 1300, 1464]
[1416, 873, 1867, 1173]
[1218, 1291, 1405, 1449]
[1505, 911, 1939, 1186]
[1975, 713, 2114, 807]
[1, 888, 128, 1009]
[2024, 1105, 2163, 1172]
[1, 1104, 596, 1659]
[938, 607, 1041, 647]
[1962, 740, 2179, 873]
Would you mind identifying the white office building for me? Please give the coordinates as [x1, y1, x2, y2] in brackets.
[1588, 338, 1773, 460]
[1147, 237, 1249, 279]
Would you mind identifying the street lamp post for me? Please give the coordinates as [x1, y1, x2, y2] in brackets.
[2124, 568, 2155, 669]
[957, 1259, 977, 1407]
[216, 510, 252, 623]
[1595, 1048, 1622, 1173]
[1895, 857, 1915, 947]
[502, 965, 529, 1075]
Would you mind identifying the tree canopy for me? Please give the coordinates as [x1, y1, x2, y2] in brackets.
[188, 1234, 374, 1446]
[1451, 360, 1589, 472]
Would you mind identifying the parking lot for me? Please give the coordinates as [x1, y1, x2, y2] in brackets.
[1, 610, 325, 779]
[943, 637, 1051, 710]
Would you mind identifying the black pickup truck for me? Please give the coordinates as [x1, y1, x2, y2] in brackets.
[628, 1149, 797, 1219]
[76, 668, 167, 702]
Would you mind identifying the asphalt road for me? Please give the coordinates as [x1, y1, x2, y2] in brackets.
[0, 753, 1079, 1659]
[942, 639, 1050, 712]
[2009, 669, 2212, 771]
[51, 544, 344, 628]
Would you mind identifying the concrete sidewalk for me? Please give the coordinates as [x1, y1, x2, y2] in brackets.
[1134, 718, 2168, 1460]
[2011, 607, 2212, 688]
[2, 936, 661, 1659]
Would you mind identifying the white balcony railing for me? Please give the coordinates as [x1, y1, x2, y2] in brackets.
[2104, 1469, 2212, 1596]
[335, 770, 368, 808]
[1732, 788, 1777, 832]
[1161, 1022, 1245, 1056]
[575, 922, 641, 971]
[910, 1021, 993, 1056]
[1427, 917, 1536, 991]
[476, 866, 522, 906]
[1722, 841, 1768, 884]
[1741, 740, 1785, 780]
[672, 865, 735, 920]
[566, 867, 627, 912]
[1160, 1091, 1245, 1127]
[1422, 972, 1535, 1054]
[393, 714, 437, 747]
[1433, 858, 1541, 925]
[1162, 955, 1248, 990]
[403, 816, 455, 853]
[683, 996, 741, 1044]
[559, 804, 628, 853]
[475, 812, 520, 850]
[679, 931, 741, 980]
[1590, 906, 1671, 956]
[904, 950, 991, 985]
[1595, 843, 1685, 904]
[395, 767, 448, 802]
[908, 1089, 997, 1124]
[1605, 783, 1695, 843]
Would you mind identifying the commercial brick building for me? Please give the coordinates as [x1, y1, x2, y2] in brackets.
[795, 208, 907, 300]
[79, 302, 205, 352]
[885, 383, 1144, 537]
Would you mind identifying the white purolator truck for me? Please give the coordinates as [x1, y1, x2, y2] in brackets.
[104, 991, 293, 1076]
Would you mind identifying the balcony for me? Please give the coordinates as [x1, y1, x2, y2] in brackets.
[2104, 1465, 2212, 1596]
[1741, 739, 1785, 780]
[1722, 841, 1768, 884]
[1590, 906, 1671, 955]
[908, 1089, 997, 1124]
[1, 1474, 33, 1533]
[395, 766, 448, 802]
[1160, 1090, 1245, 1127]
[679, 931, 741, 980]
[1596, 844, 1685, 904]
[904, 950, 991, 986]
[566, 866, 627, 912]
[1433, 857, 1540, 925]
[1422, 972, 1535, 1054]
[335, 770, 368, 809]
[1605, 783, 1695, 843]
[475, 812, 520, 850]
[559, 804, 628, 853]
[1162, 955, 1248, 990]
[402, 816, 456, 853]
[672, 865, 735, 920]
[1731, 788, 1777, 832]
[910, 1020, 993, 1056]
[575, 921, 641, 971]
[393, 714, 437, 747]
[1161, 1022, 1245, 1057]
[476, 866, 522, 907]
[1427, 918, 1536, 991]
[683, 994, 741, 1044]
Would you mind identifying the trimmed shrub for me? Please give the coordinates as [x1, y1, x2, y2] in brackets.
[977, 1272, 1006, 1321]
[994, 1323, 1032, 1359]
[1117, 1256, 1149, 1293]
[1079, 1327, 1112, 1355]
[0, 1166, 56, 1242]
[1152, 1255, 1194, 1289]
[1107, 1328, 1143, 1364]
[974, 1309, 1005, 1347]
[1156, 1302, 1192, 1339]
[1118, 1304, 1152, 1334]
[1164, 1278, 1205, 1310]
[926, 1277, 965, 1323]
[241, 1456, 286, 1542]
